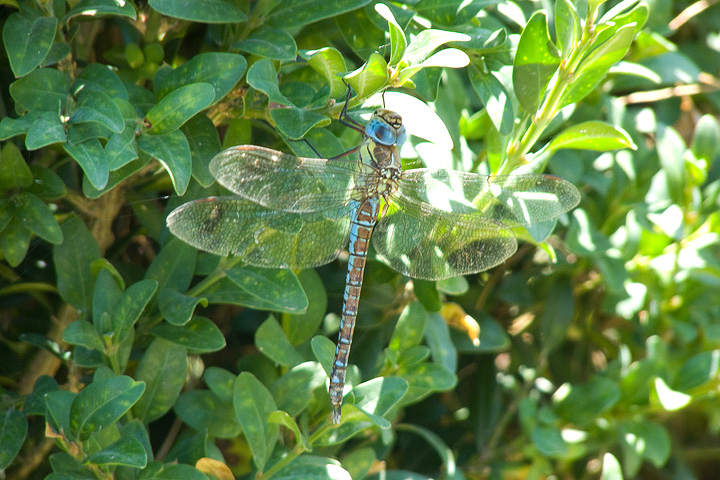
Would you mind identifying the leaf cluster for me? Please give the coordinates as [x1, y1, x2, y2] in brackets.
[1, 0, 720, 479]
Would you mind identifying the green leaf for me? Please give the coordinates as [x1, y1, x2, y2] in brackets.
[388, 301, 427, 352]
[0, 217, 31, 267]
[45, 390, 77, 439]
[92, 268, 123, 334]
[204, 277, 307, 311]
[286, 269, 326, 345]
[656, 124, 686, 206]
[0, 142, 33, 191]
[555, 0, 581, 58]
[225, 266, 308, 313]
[563, 23, 636, 106]
[270, 107, 330, 140]
[146, 83, 215, 134]
[25, 111, 66, 150]
[64, 0, 137, 21]
[344, 52, 388, 100]
[204, 367, 236, 401]
[653, 377, 691, 411]
[106, 128, 138, 171]
[691, 114, 720, 163]
[303, 47, 348, 99]
[174, 390, 241, 438]
[341, 447, 375, 480]
[181, 114, 222, 187]
[154, 53, 247, 104]
[63, 138, 110, 190]
[414, 0, 490, 26]
[0, 200, 13, 235]
[600, 453, 624, 480]
[137, 130, 192, 195]
[70, 91, 124, 134]
[84, 435, 148, 468]
[312, 335, 337, 373]
[233, 373, 279, 471]
[67, 122, 115, 144]
[83, 157, 149, 199]
[246, 59, 292, 106]
[24, 375, 59, 416]
[9, 68, 70, 112]
[540, 276, 575, 354]
[402, 29, 471, 66]
[353, 376, 408, 421]
[553, 376, 620, 426]
[334, 8, 385, 62]
[0, 409, 28, 471]
[269, 362, 327, 417]
[549, 121, 636, 151]
[234, 28, 297, 61]
[396, 48, 469, 86]
[112, 279, 158, 343]
[159, 288, 207, 325]
[402, 363, 457, 404]
[62, 319, 105, 352]
[674, 350, 720, 392]
[29, 165, 66, 200]
[375, 4, 406, 66]
[424, 312, 457, 372]
[413, 279, 442, 312]
[255, 316, 305, 367]
[532, 425, 569, 458]
[468, 63, 514, 135]
[151, 316, 226, 353]
[148, 0, 247, 22]
[53, 216, 101, 312]
[512, 11, 560, 113]
[395, 424, 457, 476]
[3, 11, 57, 77]
[70, 376, 145, 441]
[74, 63, 129, 101]
[618, 419, 671, 470]
[271, 456, 351, 480]
[0, 112, 42, 141]
[16, 192, 63, 244]
[268, 411, 311, 451]
[133, 338, 187, 423]
[266, 0, 371, 28]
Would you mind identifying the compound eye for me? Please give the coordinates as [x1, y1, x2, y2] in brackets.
[395, 126, 407, 147]
[367, 121, 396, 145]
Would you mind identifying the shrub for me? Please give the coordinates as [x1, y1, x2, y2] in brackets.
[2, 1, 720, 479]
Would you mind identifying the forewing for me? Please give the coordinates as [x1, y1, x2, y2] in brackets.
[373, 196, 517, 280]
[167, 196, 351, 268]
[397, 169, 580, 226]
[210, 146, 373, 212]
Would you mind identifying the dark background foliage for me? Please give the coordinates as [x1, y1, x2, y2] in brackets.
[2, 0, 720, 479]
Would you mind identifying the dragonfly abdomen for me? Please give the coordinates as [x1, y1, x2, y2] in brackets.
[330, 197, 383, 423]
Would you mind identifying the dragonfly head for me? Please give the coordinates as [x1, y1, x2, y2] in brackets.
[366, 109, 408, 147]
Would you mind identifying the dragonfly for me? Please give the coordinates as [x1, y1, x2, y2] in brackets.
[166, 104, 580, 424]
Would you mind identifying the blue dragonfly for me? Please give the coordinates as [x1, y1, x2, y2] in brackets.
[166, 104, 580, 424]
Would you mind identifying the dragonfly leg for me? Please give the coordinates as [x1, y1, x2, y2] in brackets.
[338, 80, 365, 134]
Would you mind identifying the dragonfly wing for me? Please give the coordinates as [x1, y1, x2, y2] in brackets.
[167, 196, 352, 268]
[398, 169, 580, 226]
[373, 195, 517, 280]
[210, 145, 373, 212]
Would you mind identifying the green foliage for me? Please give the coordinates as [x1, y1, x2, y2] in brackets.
[1, 0, 720, 479]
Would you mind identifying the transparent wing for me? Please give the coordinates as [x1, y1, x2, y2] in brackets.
[167, 196, 352, 268]
[210, 145, 376, 213]
[373, 196, 518, 280]
[397, 169, 581, 226]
